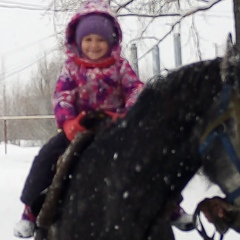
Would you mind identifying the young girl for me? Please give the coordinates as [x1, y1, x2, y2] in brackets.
[13, 0, 193, 238]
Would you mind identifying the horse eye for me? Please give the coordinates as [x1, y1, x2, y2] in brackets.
[215, 124, 225, 133]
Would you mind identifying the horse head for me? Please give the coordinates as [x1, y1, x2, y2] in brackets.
[199, 40, 240, 202]
[195, 40, 240, 237]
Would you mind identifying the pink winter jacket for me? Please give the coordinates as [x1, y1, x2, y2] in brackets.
[52, 0, 144, 128]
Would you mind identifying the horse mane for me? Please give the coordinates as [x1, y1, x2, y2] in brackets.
[129, 58, 222, 124]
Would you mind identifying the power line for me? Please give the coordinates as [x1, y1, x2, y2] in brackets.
[3, 41, 59, 73]
[0, 46, 59, 81]
[198, 14, 233, 19]
[0, 1, 74, 12]
[1, 33, 60, 57]
[0, 0, 47, 6]
[0, 2, 49, 11]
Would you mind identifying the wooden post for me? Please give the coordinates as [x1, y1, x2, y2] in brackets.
[4, 120, 7, 154]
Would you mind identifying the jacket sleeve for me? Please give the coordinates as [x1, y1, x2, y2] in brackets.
[120, 59, 145, 110]
[52, 63, 78, 128]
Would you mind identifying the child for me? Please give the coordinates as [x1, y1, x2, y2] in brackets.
[13, 0, 193, 238]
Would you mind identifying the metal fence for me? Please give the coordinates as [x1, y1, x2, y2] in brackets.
[0, 115, 55, 154]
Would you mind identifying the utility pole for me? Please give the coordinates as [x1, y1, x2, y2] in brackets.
[1, 57, 7, 154]
[233, 0, 240, 50]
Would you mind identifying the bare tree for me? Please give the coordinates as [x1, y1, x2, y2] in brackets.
[4, 51, 64, 142]
[46, 0, 227, 60]
[30, 51, 64, 115]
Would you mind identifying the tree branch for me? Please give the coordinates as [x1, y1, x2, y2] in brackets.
[136, 0, 223, 61]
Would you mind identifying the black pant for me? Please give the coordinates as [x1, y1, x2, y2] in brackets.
[20, 131, 70, 206]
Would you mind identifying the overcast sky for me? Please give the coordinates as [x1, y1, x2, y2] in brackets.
[0, 0, 235, 84]
[0, 0, 56, 87]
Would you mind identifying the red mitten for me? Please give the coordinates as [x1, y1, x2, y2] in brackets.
[63, 112, 87, 141]
[104, 111, 126, 122]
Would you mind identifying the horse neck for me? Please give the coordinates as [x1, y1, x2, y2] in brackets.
[127, 58, 224, 198]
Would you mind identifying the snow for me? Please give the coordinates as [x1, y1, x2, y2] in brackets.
[1, 143, 239, 240]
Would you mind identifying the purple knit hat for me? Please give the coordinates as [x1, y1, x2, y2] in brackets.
[75, 14, 118, 56]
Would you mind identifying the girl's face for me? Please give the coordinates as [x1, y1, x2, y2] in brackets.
[81, 34, 109, 61]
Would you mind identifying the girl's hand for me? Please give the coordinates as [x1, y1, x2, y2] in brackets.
[63, 112, 87, 141]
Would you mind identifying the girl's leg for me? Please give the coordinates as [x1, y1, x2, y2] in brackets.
[14, 131, 69, 238]
[21, 131, 70, 206]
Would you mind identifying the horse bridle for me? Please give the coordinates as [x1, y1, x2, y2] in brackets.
[196, 85, 240, 240]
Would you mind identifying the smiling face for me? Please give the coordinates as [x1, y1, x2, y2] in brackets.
[81, 34, 109, 61]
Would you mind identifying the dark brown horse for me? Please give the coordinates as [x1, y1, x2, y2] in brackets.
[36, 43, 240, 240]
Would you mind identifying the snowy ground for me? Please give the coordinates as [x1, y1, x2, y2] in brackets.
[1, 143, 239, 240]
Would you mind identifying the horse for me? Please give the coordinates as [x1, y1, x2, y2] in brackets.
[36, 43, 240, 240]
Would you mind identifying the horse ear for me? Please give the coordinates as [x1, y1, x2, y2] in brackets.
[226, 33, 233, 51]
[220, 33, 239, 84]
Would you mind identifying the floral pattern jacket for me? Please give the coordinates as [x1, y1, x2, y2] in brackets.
[52, 0, 144, 128]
